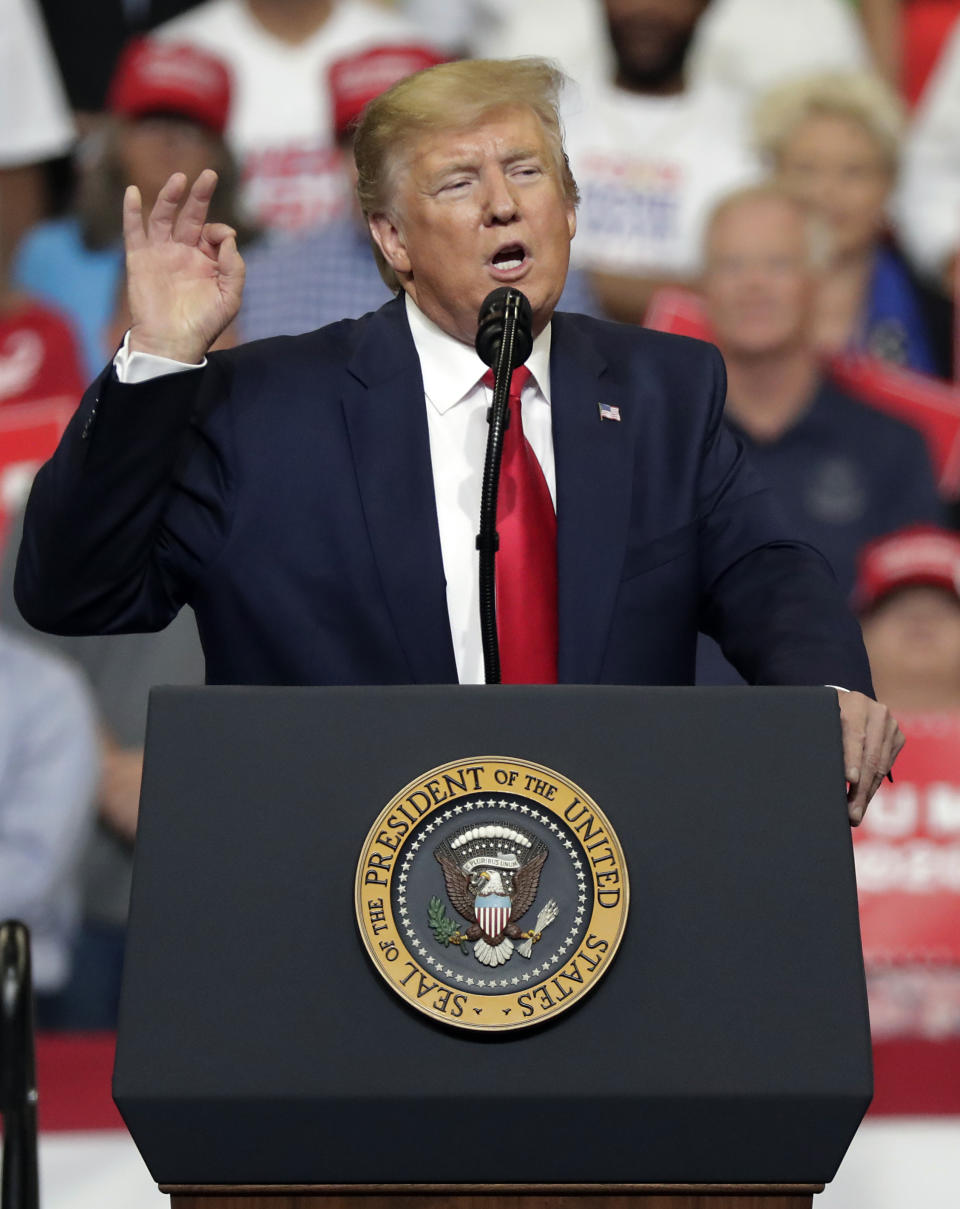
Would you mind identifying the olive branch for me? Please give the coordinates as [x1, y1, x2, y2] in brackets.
[428, 896, 469, 953]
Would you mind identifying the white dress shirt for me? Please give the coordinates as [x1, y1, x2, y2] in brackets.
[113, 293, 556, 684]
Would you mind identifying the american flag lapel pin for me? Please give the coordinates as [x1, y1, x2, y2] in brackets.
[598, 401, 621, 422]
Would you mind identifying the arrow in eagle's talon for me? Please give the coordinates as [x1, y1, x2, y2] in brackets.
[516, 900, 560, 958]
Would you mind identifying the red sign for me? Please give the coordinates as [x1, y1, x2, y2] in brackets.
[829, 354, 960, 496]
[643, 287, 713, 342]
[0, 301, 84, 406]
[0, 398, 75, 552]
[853, 713, 960, 964]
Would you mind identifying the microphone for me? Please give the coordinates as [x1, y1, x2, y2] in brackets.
[475, 287, 533, 371]
[474, 287, 533, 685]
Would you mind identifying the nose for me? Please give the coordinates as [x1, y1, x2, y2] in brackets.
[482, 168, 520, 225]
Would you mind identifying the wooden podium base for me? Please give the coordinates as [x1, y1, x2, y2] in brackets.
[162, 1182, 825, 1209]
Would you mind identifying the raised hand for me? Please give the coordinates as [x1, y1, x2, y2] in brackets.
[124, 168, 245, 364]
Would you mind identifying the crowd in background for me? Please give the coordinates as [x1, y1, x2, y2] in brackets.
[1, 0, 960, 1036]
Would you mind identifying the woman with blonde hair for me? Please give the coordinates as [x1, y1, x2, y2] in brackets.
[755, 70, 947, 375]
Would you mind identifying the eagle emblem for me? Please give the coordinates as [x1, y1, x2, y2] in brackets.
[433, 823, 558, 967]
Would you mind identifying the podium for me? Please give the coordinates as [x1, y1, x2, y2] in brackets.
[113, 686, 872, 1208]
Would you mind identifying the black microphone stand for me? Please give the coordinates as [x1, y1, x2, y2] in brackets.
[0, 921, 39, 1209]
[475, 287, 534, 684]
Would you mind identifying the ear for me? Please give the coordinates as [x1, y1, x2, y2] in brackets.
[566, 200, 576, 242]
[369, 213, 412, 276]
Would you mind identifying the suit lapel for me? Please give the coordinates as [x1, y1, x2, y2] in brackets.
[342, 297, 458, 684]
[551, 314, 634, 683]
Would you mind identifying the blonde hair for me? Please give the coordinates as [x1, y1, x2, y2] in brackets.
[704, 182, 833, 270]
[353, 57, 579, 291]
[753, 71, 905, 173]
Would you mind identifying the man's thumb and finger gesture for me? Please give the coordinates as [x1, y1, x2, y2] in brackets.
[124, 169, 245, 365]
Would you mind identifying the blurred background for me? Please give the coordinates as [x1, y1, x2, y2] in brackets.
[1, 1, 959, 1204]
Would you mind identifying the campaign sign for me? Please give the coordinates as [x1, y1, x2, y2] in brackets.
[853, 713, 960, 964]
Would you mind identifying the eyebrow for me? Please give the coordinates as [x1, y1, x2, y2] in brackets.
[426, 145, 546, 180]
[502, 146, 543, 164]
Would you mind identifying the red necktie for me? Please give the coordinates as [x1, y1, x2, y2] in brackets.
[483, 367, 558, 683]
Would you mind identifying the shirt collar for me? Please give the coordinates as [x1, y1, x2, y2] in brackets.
[404, 292, 552, 415]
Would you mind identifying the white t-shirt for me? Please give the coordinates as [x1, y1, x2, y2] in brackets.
[686, 0, 868, 104]
[0, 0, 74, 167]
[154, 0, 424, 233]
[565, 82, 759, 279]
[469, 0, 612, 94]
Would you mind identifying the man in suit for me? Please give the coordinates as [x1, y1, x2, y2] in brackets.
[14, 57, 901, 821]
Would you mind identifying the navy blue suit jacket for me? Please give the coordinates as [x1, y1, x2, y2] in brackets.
[15, 296, 873, 692]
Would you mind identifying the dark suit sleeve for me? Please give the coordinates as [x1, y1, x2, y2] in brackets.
[693, 347, 874, 695]
[14, 359, 235, 636]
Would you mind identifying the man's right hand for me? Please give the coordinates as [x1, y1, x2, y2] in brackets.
[124, 168, 245, 365]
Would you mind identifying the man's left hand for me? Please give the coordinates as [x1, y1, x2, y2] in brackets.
[837, 690, 904, 825]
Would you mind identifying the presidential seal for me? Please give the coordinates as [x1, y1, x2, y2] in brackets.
[355, 757, 629, 1031]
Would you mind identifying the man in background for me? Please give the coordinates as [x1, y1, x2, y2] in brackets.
[852, 524, 960, 1044]
[1, 500, 205, 1026]
[13, 36, 247, 378]
[856, 525, 960, 713]
[563, 0, 758, 323]
[697, 184, 943, 682]
[700, 184, 944, 597]
[0, 624, 98, 1025]
[152, 0, 433, 233]
[240, 42, 446, 340]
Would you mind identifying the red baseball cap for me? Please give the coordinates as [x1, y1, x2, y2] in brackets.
[108, 38, 232, 135]
[853, 525, 960, 613]
[328, 44, 447, 141]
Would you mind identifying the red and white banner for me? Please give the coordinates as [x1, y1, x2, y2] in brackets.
[643, 286, 713, 343]
[853, 713, 960, 964]
[0, 397, 75, 556]
[829, 355, 960, 497]
[0, 303, 84, 408]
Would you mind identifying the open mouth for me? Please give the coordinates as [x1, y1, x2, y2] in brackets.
[490, 243, 527, 272]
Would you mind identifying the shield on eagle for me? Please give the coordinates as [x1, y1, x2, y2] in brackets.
[476, 894, 512, 944]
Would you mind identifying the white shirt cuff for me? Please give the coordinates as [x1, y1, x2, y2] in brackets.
[113, 330, 207, 384]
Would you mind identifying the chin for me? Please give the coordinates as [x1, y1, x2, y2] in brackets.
[529, 281, 565, 325]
